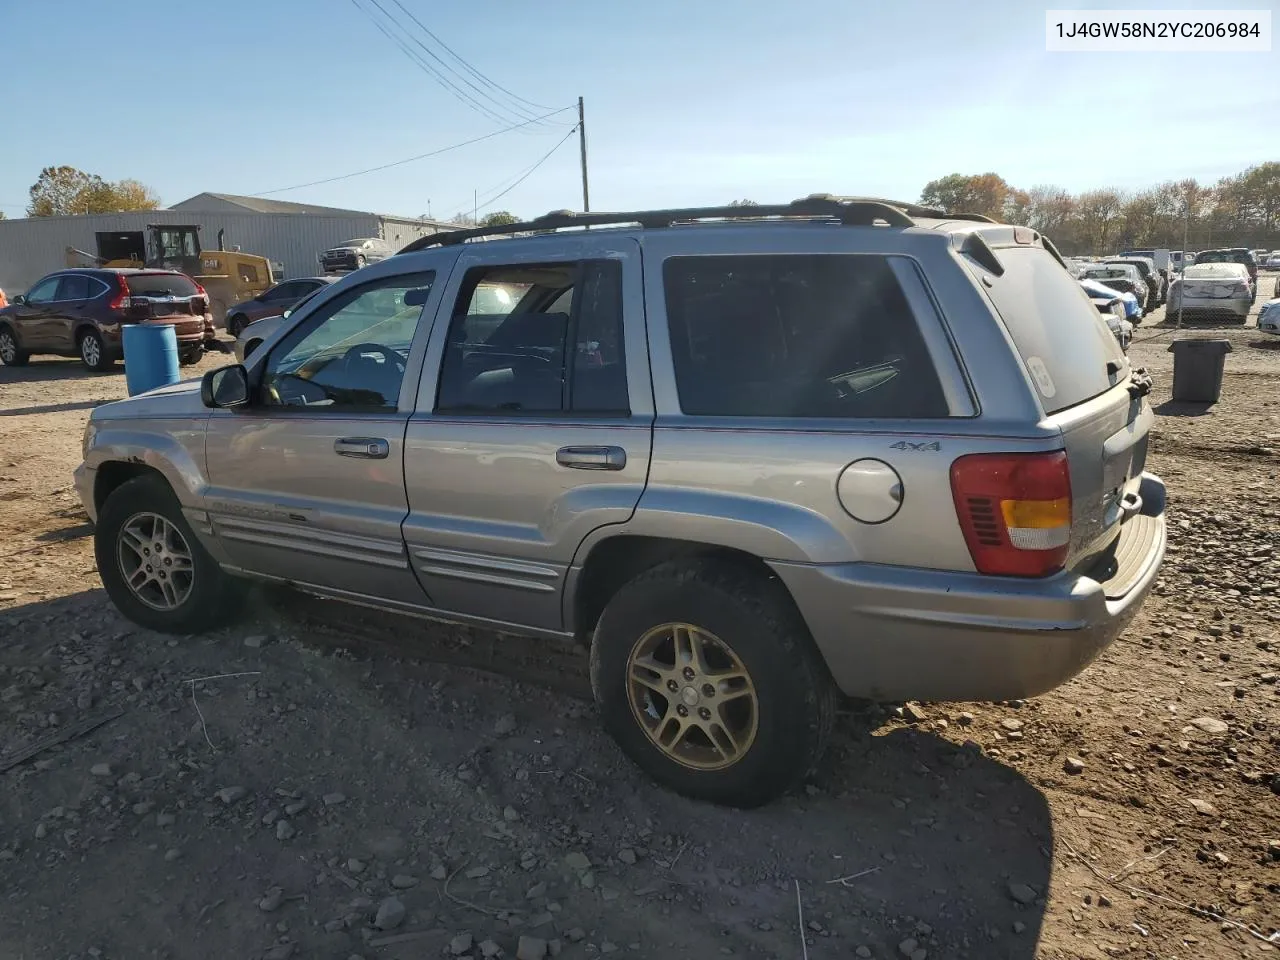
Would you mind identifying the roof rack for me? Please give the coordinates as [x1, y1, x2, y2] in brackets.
[398, 195, 928, 253]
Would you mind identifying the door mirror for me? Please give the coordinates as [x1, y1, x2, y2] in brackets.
[201, 364, 250, 408]
[12, 295, 25, 306]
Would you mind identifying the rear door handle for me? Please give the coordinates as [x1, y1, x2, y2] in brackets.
[334, 437, 389, 459]
[556, 445, 626, 471]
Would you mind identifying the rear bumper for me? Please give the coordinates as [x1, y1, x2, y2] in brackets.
[1166, 298, 1251, 320]
[771, 473, 1167, 702]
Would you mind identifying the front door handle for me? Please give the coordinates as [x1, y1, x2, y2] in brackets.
[556, 445, 626, 471]
[334, 437, 389, 459]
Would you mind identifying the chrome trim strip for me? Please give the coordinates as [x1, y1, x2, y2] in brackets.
[411, 547, 559, 580]
[212, 515, 407, 568]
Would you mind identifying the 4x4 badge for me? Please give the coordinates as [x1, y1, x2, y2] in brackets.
[889, 441, 941, 452]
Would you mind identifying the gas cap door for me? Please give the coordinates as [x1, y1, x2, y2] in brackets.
[837, 458, 904, 524]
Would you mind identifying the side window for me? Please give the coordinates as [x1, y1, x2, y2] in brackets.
[435, 260, 627, 416]
[56, 275, 92, 302]
[662, 254, 949, 419]
[238, 263, 260, 284]
[262, 271, 434, 412]
[265, 281, 300, 301]
[26, 277, 61, 304]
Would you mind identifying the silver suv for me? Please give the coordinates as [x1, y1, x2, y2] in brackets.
[75, 198, 1167, 808]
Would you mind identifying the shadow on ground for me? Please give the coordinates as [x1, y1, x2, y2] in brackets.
[0, 360, 114, 385]
[1153, 398, 1215, 417]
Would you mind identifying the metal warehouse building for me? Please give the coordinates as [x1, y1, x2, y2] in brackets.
[0, 193, 453, 295]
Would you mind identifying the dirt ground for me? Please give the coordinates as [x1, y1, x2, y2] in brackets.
[2, 281, 1278, 960]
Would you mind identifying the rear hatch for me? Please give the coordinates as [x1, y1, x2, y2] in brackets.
[974, 245, 1151, 577]
[1181, 269, 1247, 299]
[122, 272, 205, 320]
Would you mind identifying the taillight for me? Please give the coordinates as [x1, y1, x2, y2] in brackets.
[108, 276, 131, 310]
[193, 281, 207, 296]
[950, 452, 1072, 577]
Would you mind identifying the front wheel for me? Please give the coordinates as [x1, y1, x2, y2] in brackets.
[590, 560, 836, 808]
[79, 329, 114, 372]
[95, 475, 244, 633]
[0, 327, 29, 366]
[179, 347, 202, 366]
[227, 314, 247, 339]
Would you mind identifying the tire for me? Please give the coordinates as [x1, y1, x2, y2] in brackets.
[179, 347, 202, 366]
[95, 475, 244, 634]
[590, 560, 837, 808]
[78, 329, 114, 372]
[227, 314, 248, 339]
[0, 326, 29, 366]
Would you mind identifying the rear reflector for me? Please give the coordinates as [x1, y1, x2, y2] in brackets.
[950, 452, 1072, 577]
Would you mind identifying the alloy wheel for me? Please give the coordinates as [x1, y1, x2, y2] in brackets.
[81, 334, 101, 368]
[626, 622, 759, 771]
[0, 331, 15, 363]
[116, 512, 195, 611]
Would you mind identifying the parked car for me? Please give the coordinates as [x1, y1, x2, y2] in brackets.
[1165, 263, 1253, 322]
[319, 238, 392, 274]
[1257, 297, 1280, 336]
[1263, 251, 1280, 270]
[1105, 256, 1164, 306]
[1080, 277, 1141, 322]
[225, 277, 338, 338]
[1194, 248, 1258, 298]
[233, 283, 334, 362]
[0, 268, 215, 371]
[1080, 263, 1149, 314]
[76, 199, 1167, 807]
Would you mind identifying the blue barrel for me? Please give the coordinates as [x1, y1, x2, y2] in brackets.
[122, 325, 180, 396]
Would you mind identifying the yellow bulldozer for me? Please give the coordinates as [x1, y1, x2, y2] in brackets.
[65, 224, 275, 329]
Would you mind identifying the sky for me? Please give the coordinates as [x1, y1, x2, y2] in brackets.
[0, 0, 1275, 221]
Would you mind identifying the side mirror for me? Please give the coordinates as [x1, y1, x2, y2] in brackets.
[12, 295, 26, 306]
[201, 364, 250, 409]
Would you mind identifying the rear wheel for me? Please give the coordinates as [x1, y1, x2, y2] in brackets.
[0, 327, 29, 366]
[227, 314, 248, 338]
[79, 329, 113, 372]
[590, 560, 836, 808]
[95, 475, 243, 633]
[179, 346, 202, 366]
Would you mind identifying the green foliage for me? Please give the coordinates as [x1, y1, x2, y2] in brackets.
[27, 166, 160, 217]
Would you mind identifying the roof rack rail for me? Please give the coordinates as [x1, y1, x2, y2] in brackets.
[398, 195, 917, 253]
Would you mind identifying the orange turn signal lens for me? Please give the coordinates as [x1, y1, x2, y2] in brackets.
[1000, 497, 1071, 529]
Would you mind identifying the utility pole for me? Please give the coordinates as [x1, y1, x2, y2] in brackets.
[578, 96, 590, 213]
[473, 189, 478, 226]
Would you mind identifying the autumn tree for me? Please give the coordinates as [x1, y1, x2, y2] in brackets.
[919, 173, 1012, 220]
[27, 166, 160, 217]
[480, 211, 520, 227]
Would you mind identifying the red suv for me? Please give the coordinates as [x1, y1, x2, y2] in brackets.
[0, 269, 215, 372]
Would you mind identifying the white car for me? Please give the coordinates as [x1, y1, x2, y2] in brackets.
[1264, 252, 1280, 270]
[1258, 298, 1280, 336]
[1166, 263, 1253, 323]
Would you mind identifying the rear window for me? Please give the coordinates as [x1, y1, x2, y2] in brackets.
[971, 247, 1124, 415]
[126, 273, 199, 298]
[663, 254, 949, 419]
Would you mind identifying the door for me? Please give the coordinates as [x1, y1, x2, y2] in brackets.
[47, 274, 95, 351]
[13, 275, 63, 350]
[403, 236, 653, 633]
[203, 268, 444, 604]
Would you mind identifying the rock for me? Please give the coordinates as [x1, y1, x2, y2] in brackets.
[516, 935, 548, 960]
[155, 812, 175, 827]
[600, 944, 617, 955]
[480, 940, 503, 958]
[1000, 718, 1024, 732]
[898, 938, 919, 957]
[617, 848, 637, 865]
[503, 805, 521, 822]
[390, 874, 419, 889]
[1190, 717, 1228, 735]
[90, 763, 113, 777]
[1188, 798, 1218, 816]
[564, 851, 591, 873]
[902, 703, 927, 723]
[465, 864, 490, 879]
[430, 864, 448, 881]
[262, 943, 296, 960]
[374, 897, 405, 930]
[449, 932, 474, 955]
[493, 713, 518, 737]
[284, 800, 308, 816]
[547, 941, 561, 958]
[525, 881, 547, 900]
[1098, 894, 1113, 907]
[347, 859, 367, 874]
[215, 786, 247, 804]
[1267, 840, 1280, 861]
[1063, 756, 1086, 775]
[259, 886, 285, 912]
[1008, 882, 1037, 905]
[1012, 921, 1026, 934]
[164, 848, 182, 862]
[276, 820, 296, 841]
[244, 635, 267, 648]
[565, 928, 586, 943]
[132, 801, 154, 816]
[956, 712, 975, 726]
[856, 948, 872, 959]
[323, 792, 347, 806]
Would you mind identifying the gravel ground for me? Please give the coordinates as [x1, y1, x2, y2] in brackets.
[1, 279, 1278, 960]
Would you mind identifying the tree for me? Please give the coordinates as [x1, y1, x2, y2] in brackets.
[728, 199, 758, 207]
[480, 211, 519, 227]
[27, 166, 160, 216]
[920, 173, 1012, 221]
[0, 210, 7, 221]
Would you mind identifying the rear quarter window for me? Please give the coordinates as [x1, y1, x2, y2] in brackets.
[662, 254, 949, 419]
[970, 246, 1124, 415]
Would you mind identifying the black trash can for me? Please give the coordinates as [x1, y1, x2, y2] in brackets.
[1167, 338, 1232, 404]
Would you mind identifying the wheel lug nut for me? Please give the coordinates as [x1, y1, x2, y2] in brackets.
[702, 683, 715, 697]
[698, 707, 711, 720]
[676, 705, 688, 717]
[682, 667, 694, 680]
[667, 679, 679, 692]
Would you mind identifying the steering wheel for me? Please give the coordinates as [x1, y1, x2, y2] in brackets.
[341, 342, 405, 376]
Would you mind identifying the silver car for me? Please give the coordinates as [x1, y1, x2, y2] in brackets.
[1166, 263, 1253, 322]
[75, 199, 1167, 807]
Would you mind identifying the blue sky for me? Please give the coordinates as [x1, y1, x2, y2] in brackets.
[0, 0, 1274, 220]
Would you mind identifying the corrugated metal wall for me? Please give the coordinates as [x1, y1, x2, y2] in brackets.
[0, 210, 388, 293]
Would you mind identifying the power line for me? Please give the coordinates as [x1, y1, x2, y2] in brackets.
[387, 0, 554, 114]
[250, 105, 575, 196]
[474, 125, 580, 215]
[350, 0, 520, 128]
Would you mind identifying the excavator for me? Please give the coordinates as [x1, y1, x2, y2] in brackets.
[65, 224, 275, 331]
